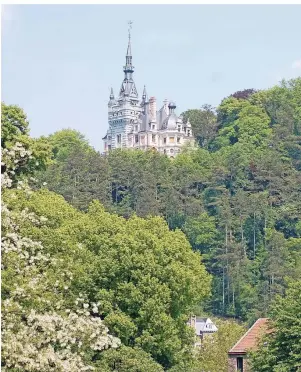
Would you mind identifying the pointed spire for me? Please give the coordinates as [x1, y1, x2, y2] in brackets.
[108, 87, 116, 107]
[142, 85, 148, 102]
[110, 87, 114, 100]
[126, 22, 132, 58]
[124, 21, 134, 76]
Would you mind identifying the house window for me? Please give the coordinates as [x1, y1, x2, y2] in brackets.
[169, 137, 175, 143]
[164, 138, 167, 144]
[117, 134, 121, 144]
[237, 357, 243, 372]
[152, 134, 156, 142]
[177, 137, 180, 143]
[135, 135, 139, 143]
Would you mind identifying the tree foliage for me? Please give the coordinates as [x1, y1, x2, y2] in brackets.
[250, 280, 301, 372]
[37, 77, 301, 325]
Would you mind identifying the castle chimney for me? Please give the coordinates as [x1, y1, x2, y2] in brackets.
[149, 96, 157, 121]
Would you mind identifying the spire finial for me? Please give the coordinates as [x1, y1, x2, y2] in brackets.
[126, 21, 133, 58]
[128, 20, 133, 41]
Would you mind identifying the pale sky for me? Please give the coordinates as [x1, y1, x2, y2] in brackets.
[2, 5, 301, 151]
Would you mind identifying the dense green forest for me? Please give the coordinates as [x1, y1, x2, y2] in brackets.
[2, 77, 301, 371]
[38, 78, 301, 322]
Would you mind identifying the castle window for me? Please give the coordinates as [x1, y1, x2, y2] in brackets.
[152, 125, 155, 130]
[187, 130, 191, 137]
[177, 137, 180, 143]
[108, 136, 112, 141]
[169, 137, 175, 143]
[135, 125, 138, 132]
[164, 138, 167, 144]
[135, 135, 139, 143]
[152, 134, 156, 142]
[178, 126, 181, 132]
[117, 134, 121, 144]
[164, 149, 166, 154]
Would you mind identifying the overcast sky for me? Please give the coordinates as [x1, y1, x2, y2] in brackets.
[2, 4, 301, 151]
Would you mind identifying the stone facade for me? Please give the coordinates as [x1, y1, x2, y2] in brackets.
[102, 30, 194, 157]
[228, 355, 250, 372]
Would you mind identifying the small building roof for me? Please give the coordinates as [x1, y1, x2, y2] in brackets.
[228, 318, 269, 355]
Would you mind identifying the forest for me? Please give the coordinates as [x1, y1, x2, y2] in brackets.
[2, 77, 301, 371]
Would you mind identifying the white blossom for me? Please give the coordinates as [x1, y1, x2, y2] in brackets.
[1, 143, 121, 371]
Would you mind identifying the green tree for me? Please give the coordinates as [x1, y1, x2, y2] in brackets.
[182, 104, 217, 148]
[47, 128, 94, 161]
[250, 280, 301, 372]
[1, 103, 52, 182]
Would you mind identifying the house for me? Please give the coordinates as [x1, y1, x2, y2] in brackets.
[228, 318, 269, 372]
[188, 316, 218, 346]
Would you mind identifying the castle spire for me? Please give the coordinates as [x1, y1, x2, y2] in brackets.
[108, 87, 116, 107]
[142, 85, 148, 102]
[124, 21, 134, 76]
[110, 87, 114, 100]
[126, 21, 132, 57]
[119, 21, 138, 99]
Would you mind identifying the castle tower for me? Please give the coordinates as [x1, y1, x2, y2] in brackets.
[104, 21, 142, 151]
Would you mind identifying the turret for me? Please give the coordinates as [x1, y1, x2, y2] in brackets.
[108, 87, 116, 107]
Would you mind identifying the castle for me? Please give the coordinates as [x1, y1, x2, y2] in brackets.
[102, 26, 194, 157]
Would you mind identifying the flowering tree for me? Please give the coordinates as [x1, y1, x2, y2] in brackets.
[1, 141, 120, 371]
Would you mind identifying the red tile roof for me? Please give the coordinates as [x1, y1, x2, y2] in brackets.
[228, 318, 269, 355]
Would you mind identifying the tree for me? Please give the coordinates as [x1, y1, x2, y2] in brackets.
[182, 212, 219, 255]
[1, 140, 120, 371]
[250, 280, 301, 372]
[1, 102, 29, 148]
[1, 103, 52, 183]
[47, 128, 94, 161]
[97, 346, 164, 372]
[182, 105, 217, 148]
[230, 88, 257, 100]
